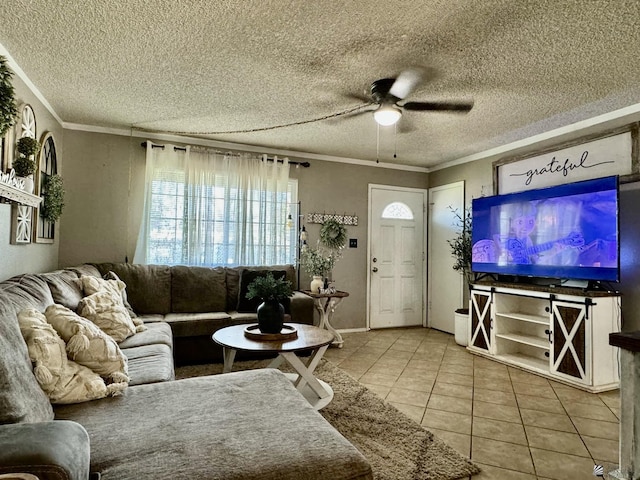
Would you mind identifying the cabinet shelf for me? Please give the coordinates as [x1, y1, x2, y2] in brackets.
[495, 312, 548, 325]
[496, 353, 548, 372]
[495, 332, 549, 350]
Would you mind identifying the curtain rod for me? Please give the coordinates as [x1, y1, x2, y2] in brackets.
[140, 142, 310, 167]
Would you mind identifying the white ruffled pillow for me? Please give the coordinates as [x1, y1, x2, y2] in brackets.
[78, 275, 146, 332]
[78, 290, 136, 342]
[44, 304, 129, 385]
[18, 308, 126, 404]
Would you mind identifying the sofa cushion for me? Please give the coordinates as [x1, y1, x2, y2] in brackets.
[45, 305, 129, 385]
[92, 263, 172, 315]
[18, 309, 125, 404]
[121, 344, 175, 385]
[236, 269, 287, 313]
[77, 290, 137, 342]
[40, 270, 85, 310]
[0, 278, 55, 424]
[54, 369, 372, 480]
[117, 322, 173, 350]
[170, 266, 226, 313]
[163, 312, 230, 337]
[226, 264, 296, 311]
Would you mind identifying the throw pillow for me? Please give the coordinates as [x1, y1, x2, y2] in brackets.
[18, 308, 127, 404]
[102, 271, 139, 320]
[77, 290, 137, 342]
[236, 270, 287, 313]
[44, 304, 129, 385]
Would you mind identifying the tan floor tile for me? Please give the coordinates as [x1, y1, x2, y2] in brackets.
[552, 384, 608, 406]
[429, 428, 471, 457]
[473, 400, 522, 424]
[511, 381, 557, 399]
[473, 387, 517, 406]
[379, 349, 413, 361]
[438, 362, 474, 375]
[474, 377, 514, 392]
[398, 368, 438, 382]
[516, 393, 565, 414]
[367, 362, 405, 377]
[388, 401, 425, 424]
[525, 425, 589, 457]
[338, 367, 365, 380]
[406, 358, 437, 371]
[473, 416, 527, 445]
[519, 408, 576, 433]
[432, 381, 473, 399]
[564, 401, 619, 423]
[389, 340, 421, 352]
[360, 382, 390, 399]
[472, 463, 537, 479]
[386, 387, 430, 407]
[393, 375, 434, 392]
[571, 416, 618, 441]
[471, 437, 534, 474]
[336, 358, 375, 372]
[422, 408, 472, 435]
[358, 371, 398, 387]
[427, 393, 472, 415]
[582, 435, 619, 464]
[598, 389, 620, 409]
[508, 368, 550, 386]
[436, 371, 474, 387]
[530, 447, 596, 480]
[610, 407, 620, 420]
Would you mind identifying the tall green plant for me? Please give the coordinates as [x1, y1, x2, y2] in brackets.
[0, 56, 18, 136]
[447, 206, 473, 286]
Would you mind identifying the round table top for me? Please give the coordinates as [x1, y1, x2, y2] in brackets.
[212, 323, 335, 353]
[302, 290, 349, 299]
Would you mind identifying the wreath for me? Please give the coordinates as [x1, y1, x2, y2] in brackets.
[320, 219, 347, 250]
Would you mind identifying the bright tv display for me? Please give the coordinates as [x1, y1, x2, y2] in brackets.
[471, 176, 619, 283]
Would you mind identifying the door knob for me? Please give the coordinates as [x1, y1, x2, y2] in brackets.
[372, 267, 378, 272]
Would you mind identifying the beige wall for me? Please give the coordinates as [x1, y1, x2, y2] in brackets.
[59, 129, 429, 330]
[0, 74, 63, 281]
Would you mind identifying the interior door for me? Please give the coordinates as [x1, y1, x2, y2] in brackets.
[368, 186, 426, 329]
[427, 182, 464, 333]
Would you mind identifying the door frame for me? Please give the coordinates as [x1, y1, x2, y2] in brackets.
[367, 184, 428, 330]
[427, 181, 465, 330]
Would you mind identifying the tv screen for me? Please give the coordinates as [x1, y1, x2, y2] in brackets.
[471, 176, 619, 283]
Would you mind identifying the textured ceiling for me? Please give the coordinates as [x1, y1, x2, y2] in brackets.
[1, 0, 640, 169]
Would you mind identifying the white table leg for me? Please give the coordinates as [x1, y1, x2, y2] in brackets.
[280, 348, 331, 399]
[314, 297, 345, 348]
[222, 347, 236, 373]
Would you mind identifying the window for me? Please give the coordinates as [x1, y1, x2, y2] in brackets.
[136, 145, 296, 267]
[381, 202, 414, 220]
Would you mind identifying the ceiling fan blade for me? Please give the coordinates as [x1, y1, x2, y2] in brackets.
[402, 101, 474, 112]
[389, 68, 424, 100]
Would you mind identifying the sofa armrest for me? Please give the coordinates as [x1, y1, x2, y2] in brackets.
[0, 421, 90, 480]
[290, 291, 314, 325]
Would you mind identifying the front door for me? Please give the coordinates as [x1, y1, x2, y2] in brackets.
[368, 185, 426, 329]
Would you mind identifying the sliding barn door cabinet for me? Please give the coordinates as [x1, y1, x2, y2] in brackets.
[468, 283, 620, 392]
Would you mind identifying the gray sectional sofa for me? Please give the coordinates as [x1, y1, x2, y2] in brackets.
[0, 263, 372, 480]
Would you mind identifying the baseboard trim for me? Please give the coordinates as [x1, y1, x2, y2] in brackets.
[336, 327, 369, 334]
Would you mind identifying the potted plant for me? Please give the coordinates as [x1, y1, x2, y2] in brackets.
[447, 206, 473, 346]
[245, 272, 293, 333]
[300, 246, 337, 293]
[0, 55, 18, 137]
[13, 137, 40, 193]
[41, 174, 65, 222]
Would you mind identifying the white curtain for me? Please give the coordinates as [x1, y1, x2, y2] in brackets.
[134, 142, 291, 266]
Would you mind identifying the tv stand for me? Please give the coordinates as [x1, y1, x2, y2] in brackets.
[468, 283, 620, 392]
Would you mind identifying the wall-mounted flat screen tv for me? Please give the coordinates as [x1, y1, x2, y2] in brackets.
[471, 176, 619, 283]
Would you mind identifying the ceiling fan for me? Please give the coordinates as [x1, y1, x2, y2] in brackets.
[348, 68, 474, 127]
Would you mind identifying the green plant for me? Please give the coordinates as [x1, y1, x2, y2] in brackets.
[16, 136, 40, 157]
[245, 272, 293, 301]
[447, 206, 473, 285]
[0, 56, 18, 137]
[300, 246, 338, 277]
[12, 155, 36, 176]
[41, 174, 65, 222]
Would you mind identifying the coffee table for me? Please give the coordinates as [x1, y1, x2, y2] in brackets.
[212, 323, 335, 410]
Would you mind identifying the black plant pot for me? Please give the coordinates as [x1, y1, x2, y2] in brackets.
[257, 299, 285, 334]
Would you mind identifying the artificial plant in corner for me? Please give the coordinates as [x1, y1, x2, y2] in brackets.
[447, 206, 473, 311]
[0, 55, 18, 137]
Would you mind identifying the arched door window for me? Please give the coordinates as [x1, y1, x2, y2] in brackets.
[381, 201, 414, 220]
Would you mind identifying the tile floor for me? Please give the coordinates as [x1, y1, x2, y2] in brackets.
[323, 327, 621, 480]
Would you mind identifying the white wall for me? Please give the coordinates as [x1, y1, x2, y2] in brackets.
[0, 74, 63, 281]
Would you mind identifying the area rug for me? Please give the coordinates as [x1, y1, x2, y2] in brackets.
[176, 360, 480, 480]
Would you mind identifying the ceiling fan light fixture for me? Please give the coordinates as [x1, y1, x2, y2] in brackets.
[374, 105, 402, 126]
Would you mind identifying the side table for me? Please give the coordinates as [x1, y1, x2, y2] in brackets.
[302, 290, 349, 348]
